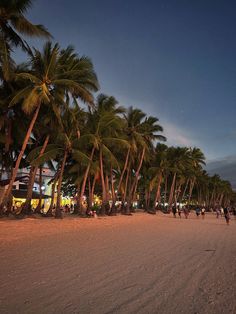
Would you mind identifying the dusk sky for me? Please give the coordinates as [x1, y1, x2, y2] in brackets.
[18, 0, 236, 163]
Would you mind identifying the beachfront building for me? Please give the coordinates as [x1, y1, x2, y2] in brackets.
[0, 167, 54, 210]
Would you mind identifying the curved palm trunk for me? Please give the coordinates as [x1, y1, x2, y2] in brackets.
[79, 146, 95, 215]
[219, 193, 224, 206]
[35, 166, 43, 214]
[105, 174, 110, 200]
[104, 173, 111, 214]
[181, 178, 189, 204]
[176, 183, 182, 205]
[132, 177, 139, 207]
[127, 148, 145, 214]
[55, 150, 68, 218]
[87, 177, 92, 210]
[188, 178, 195, 205]
[145, 187, 151, 211]
[22, 135, 49, 214]
[116, 147, 130, 199]
[21, 166, 35, 214]
[89, 174, 96, 209]
[110, 165, 117, 215]
[168, 172, 176, 209]
[163, 175, 168, 209]
[46, 179, 56, 216]
[5, 118, 12, 153]
[72, 181, 80, 214]
[0, 104, 41, 209]
[122, 164, 130, 213]
[154, 173, 162, 210]
[99, 148, 106, 215]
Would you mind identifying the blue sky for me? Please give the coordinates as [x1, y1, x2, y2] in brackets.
[18, 0, 236, 162]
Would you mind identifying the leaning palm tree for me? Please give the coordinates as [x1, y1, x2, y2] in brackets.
[124, 108, 166, 213]
[0, 0, 51, 80]
[84, 95, 128, 214]
[0, 42, 99, 209]
[148, 143, 169, 211]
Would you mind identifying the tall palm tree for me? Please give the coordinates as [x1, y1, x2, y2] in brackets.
[0, 0, 51, 80]
[87, 95, 128, 214]
[0, 42, 99, 209]
[124, 108, 165, 213]
[149, 143, 169, 210]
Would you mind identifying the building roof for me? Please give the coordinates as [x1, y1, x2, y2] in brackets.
[12, 190, 51, 199]
[0, 176, 29, 187]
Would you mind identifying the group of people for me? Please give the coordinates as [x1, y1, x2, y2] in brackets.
[172, 206, 190, 219]
[171, 205, 236, 225]
[215, 206, 236, 225]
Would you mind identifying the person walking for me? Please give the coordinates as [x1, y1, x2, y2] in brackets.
[172, 206, 177, 218]
[195, 206, 200, 218]
[223, 207, 230, 225]
[201, 207, 206, 219]
[183, 206, 189, 219]
[177, 206, 182, 218]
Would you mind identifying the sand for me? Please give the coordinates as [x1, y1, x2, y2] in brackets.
[0, 212, 235, 314]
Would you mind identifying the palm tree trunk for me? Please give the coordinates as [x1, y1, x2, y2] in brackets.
[131, 148, 145, 195]
[164, 174, 168, 208]
[181, 178, 189, 204]
[176, 183, 182, 205]
[46, 179, 56, 216]
[90, 174, 96, 207]
[55, 150, 68, 218]
[110, 165, 117, 215]
[0, 104, 41, 208]
[209, 186, 215, 207]
[116, 147, 130, 198]
[105, 174, 110, 201]
[99, 148, 106, 215]
[168, 172, 176, 209]
[5, 119, 12, 153]
[188, 179, 195, 205]
[154, 173, 162, 210]
[219, 193, 224, 206]
[123, 165, 130, 203]
[35, 166, 43, 214]
[87, 177, 92, 210]
[127, 148, 145, 213]
[146, 187, 151, 210]
[79, 146, 95, 213]
[21, 166, 35, 214]
[22, 135, 49, 214]
[73, 181, 80, 214]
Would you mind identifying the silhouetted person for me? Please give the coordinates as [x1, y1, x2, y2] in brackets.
[177, 206, 181, 218]
[195, 207, 200, 218]
[223, 207, 230, 225]
[183, 206, 189, 219]
[172, 206, 177, 218]
[201, 207, 205, 219]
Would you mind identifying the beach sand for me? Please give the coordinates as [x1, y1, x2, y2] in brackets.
[0, 212, 235, 314]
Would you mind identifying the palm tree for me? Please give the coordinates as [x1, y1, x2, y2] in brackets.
[0, 0, 51, 81]
[166, 147, 191, 209]
[124, 108, 165, 213]
[87, 94, 128, 214]
[0, 42, 99, 209]
[149, 143, 169, 211]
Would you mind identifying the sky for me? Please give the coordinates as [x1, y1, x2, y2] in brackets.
[17, 0, 236, 164]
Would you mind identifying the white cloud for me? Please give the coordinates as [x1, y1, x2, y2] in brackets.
[161, 120, 196, 147]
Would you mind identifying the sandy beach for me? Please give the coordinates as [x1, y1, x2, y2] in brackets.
[0, 212, 235, 314]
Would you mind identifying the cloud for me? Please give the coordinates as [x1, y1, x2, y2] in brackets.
[206, 155, 236, 189]
[161, 120, 197, 147]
